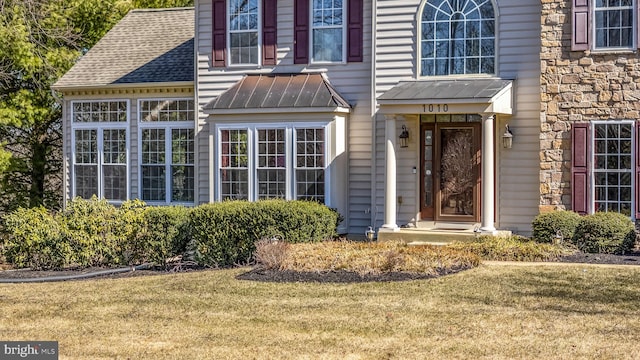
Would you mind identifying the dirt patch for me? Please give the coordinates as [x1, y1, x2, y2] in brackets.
[236, 265, 473, 283]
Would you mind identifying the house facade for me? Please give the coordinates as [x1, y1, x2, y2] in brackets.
[541, 0, 640, 222]
[53, 0, 640, 238]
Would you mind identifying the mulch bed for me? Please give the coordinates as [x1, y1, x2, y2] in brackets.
[236, 265, 473, 283]
[1, 251, 640, 283]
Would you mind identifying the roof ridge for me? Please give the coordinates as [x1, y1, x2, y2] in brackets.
[130, 7, 194, 13]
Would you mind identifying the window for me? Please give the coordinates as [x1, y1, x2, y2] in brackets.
[572, 0, 636, 51]
[419, 0, 495, 76]
[311, 0, 345, 62]
[220, 129, 249, 200]
[218, 125, 327, 203]
[139, 99, 195, 204]
[571, 121, 637, 219]
[592, 122, 633, 214]
[229, 0, 260, 65]
[71, 101, 129, 201]
[293, 0, 363, 64]
[594, 0, 634, 49]
[296, 128, 325, 202]
[212, 0, 277, 67]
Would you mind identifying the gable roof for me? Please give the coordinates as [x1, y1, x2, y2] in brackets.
[203, 73, 351, 113]
[53, 7, 194, 90]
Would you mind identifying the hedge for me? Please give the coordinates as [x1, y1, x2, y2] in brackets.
[532, 210, 582, 244]
[189, 200, 339, 267]
[2, 198, 340, 270]
[572, 212, 637, 254]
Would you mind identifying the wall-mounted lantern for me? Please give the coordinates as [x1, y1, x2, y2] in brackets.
[399, 125, 409, 148]
[365, 226, 375, 241]
[502, 124, 513, 149]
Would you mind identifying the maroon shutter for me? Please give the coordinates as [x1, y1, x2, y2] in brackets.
[636, 122, 640, 219]
[572, 122, 589, 215]
[212, 0, 227, 67]
[262, 0, 277, 65]
[571, 0, 589, 51]
[347, 0, 363, 62]
[294, 0, 309, 64]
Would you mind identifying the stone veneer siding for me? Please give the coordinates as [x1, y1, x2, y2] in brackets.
[540, 0, 640, 213]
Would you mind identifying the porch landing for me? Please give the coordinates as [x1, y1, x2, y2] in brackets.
[377, 222, 511, 245]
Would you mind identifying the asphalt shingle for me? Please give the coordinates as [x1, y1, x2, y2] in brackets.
[54, 8, 194, 89]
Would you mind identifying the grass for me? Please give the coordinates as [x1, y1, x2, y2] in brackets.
[2, 265, 640, 359]
[272, 240, 481, 274]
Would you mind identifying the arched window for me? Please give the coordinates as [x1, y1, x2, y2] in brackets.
[420, 0, 495, 76]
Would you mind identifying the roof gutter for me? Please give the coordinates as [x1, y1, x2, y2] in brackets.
[52, 81, 194, 92]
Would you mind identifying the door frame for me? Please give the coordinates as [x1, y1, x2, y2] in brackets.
[420, 122, 481, 222]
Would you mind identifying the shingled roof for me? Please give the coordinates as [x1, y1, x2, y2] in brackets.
[203, 73, 351, 112]
[53, 8, 194, 89]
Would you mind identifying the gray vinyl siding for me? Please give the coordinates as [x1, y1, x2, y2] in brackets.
[195, 0, 373, 234]
[373, 0, 541, 234]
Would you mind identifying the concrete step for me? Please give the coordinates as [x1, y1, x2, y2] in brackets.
[377, 228, 478, 244]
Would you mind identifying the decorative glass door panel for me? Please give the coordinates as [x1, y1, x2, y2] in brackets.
[420, 124, 434, 219]
[439, 128, 475, 218]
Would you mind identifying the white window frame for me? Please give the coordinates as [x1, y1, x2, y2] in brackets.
[215, 123, 330, 204]
[70, 100, 130, 203]
[310, 0, 347, 64]
[417, 0, 497, 77]
[592, 0, 636, 51]
[228, 0, 262, 66]
[138, 98, 195, 205]
[589, 120, 636, 219]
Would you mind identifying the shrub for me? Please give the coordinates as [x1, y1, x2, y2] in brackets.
[1, 198, 194, 270]
[572, 212, 637, 254]
[190, 200, 340, 267]
[449, 235, 574, 262]
[254, 237, 290, 270]
[532, 210, 582, 244]
[133, 206, 192, 265]
[59, 197, 123, 267]
[2, 207, 70, 270]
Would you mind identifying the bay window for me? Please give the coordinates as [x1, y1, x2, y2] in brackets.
[218, 125, 327, 202]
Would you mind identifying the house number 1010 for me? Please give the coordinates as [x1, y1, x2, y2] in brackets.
[423, 104, 449, 113]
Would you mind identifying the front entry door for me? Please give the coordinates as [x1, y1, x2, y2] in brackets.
[421, 122, 481, 222]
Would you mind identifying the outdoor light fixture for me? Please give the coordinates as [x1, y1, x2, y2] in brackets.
[365, 226, 375, 241]
[399, 125, 409, 148]
[502, 124, 513, 149]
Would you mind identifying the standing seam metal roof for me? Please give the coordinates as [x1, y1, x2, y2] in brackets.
[203, 73, 352, 110]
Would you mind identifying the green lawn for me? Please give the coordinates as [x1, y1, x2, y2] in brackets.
[2, 264, 640, 359]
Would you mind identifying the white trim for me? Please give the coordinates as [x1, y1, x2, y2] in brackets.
[309, 0, 347, 64]
[204, 106, 351, 115]
[416, 0, 499, 78]
[214, 122, 330, 203]
[137, 98, 195, 205]
[227, 0, 262, 67]
[591, 0, 636, 51]
[70, 100, 130, 202]
[589, 120, 636, 220]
